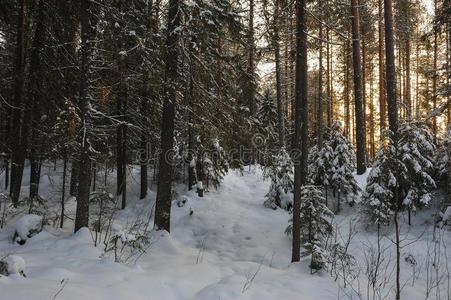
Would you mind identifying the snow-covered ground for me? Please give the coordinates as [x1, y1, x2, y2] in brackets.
[0, 164, 450, 299]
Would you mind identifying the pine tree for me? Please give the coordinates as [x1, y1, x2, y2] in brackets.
[286, 185, 334, 271]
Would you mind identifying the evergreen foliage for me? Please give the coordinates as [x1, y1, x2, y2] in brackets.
[263, 147, 294, 210]
[286, 185, 334, 271]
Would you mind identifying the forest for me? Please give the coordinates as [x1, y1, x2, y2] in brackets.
[0, 0, 450, 299]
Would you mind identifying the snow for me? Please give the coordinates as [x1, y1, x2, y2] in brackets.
[1, 255, 26, 276]
[0, 166, 336, 299]
[14, 214, 43, 243]
[0, 163, 450, 299]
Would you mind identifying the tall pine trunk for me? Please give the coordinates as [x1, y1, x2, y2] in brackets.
[140, 95, 149, 199]
[351, 0, 367, 174]
[326, 25, 332, 127]
[74, 0, 97, 233]
[9, 0, 27, 206]
[432, 0, 438, 139]
[446, 27, 451, 126]
[28, 0, 46, 204]
[140, 0, 157, 200]
[415, 43, 420, 118]
[369, 62, 375, 159]
[317, 21, 324, 148]
[447, 29, 450, 126]
[246, 0, 256, 115]
[292, 0, 308, 263]
[384, 0, 398, 134]
[344, 39, 351, 139]
[274, 0, 285, 148]
[69, 162, 79, 196]
[378, 0, 386, 137]
[405, 38, 412, 120]
[154, 0, 181, 232]
[115, 2, 127, 207]
[384, 0, 400, 298]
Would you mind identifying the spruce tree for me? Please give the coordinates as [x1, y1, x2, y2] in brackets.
[363, 122, 436, 226]
[286, 185, 334, 271]
[362, 140, 397, 226]
[398, 122, 436, 220]
[328, 122, 359, 211]
[263, 148, 294, 210]
[437, 128, 451, 199]
[308, 143, 334, 205]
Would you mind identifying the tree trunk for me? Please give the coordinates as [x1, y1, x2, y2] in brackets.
[415, 42, 420, 119]
[344, 39, 351, 139]
[140, 97, 149, 199]
[9, 0, 27, 206]
[292, 0, 308, 263]
[317, 21, 324, 148]
[246, 0, 256, 115]
[28, 0, 46, 203]
[74, 0, 97, 233]
[326, 25, 332, 127]
[29, 159, 41, 204]
[139, 0, 156, 201]
[59, 1, 79, 200]
[116, 111, 123, 197]
[154, 0, 181, 233]
[384, 0, 399, 134]
[187, 73, 195, 191]
[69, 161, 79, 196]
[384, 0, 400, 298]
[60, 152, 67, 228]
[284, 19, 290, 125]
[274, 0, 285, 148]
[4, 157, 8, 190]
[447, 28, 450, 127]
[395, 39, 404, 119]
[91, 163, 96, 192]
[378, 0, 386, 137]
[394, 203, 401, 300]
[351, 0, 367, 174]
[369, 63, 375, 159]
[405, 38, 412, 120]
[362, 45, 368, 156]
[432, 0, 438, 139]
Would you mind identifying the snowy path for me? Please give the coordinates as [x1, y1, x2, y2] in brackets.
[0, 168, 339, 300]
[171, 169, 291, 267]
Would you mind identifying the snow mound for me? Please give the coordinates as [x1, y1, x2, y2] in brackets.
[14, 214, 43, 245]
[0, 255, 26, 277]
[151, 230, 180, 255]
